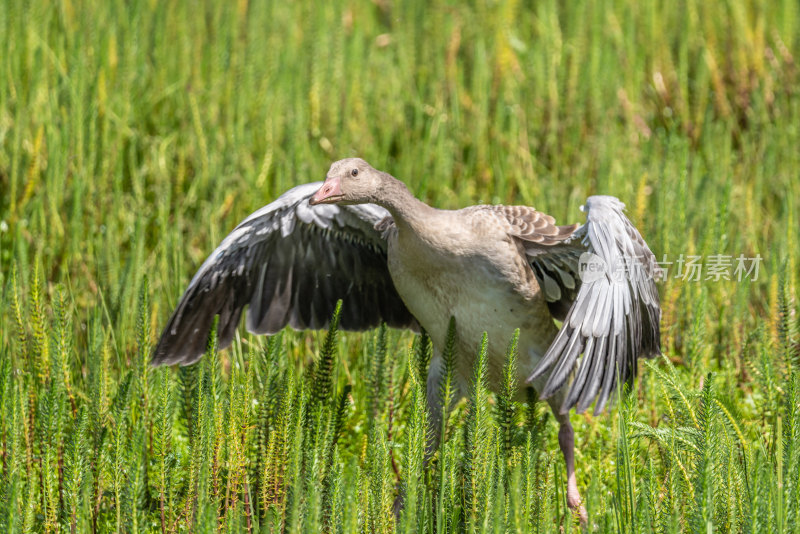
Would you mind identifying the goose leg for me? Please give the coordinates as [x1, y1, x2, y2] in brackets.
[551, 407, 587, 525]
[529, 369, 587, 525]
[425, 348, 467, 456]
[425, 349, 446, 455]
[393, 351, 449, 519]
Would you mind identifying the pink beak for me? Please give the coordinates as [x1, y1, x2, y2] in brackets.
[309, 176, 343, 205]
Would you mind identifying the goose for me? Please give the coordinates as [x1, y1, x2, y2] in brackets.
[153, 158, 662, 521]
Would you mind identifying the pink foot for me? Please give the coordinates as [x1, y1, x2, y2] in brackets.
[567, 490, 587, 526]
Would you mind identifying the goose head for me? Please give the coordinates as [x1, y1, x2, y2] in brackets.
[310, 158, 384, 206]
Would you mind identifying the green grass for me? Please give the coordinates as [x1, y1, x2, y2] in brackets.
[1, 0, 799, 532]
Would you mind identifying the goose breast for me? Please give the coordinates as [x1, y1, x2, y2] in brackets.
[386, 210, 558, 385]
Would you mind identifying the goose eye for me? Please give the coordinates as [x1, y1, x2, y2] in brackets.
[351, 168, 359, 177]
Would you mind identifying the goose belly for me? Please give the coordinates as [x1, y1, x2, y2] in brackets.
[388, 251, 558, 389]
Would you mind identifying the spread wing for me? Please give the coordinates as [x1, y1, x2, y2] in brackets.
[521, 196, 662, 415]
[153, 182, 417, 366]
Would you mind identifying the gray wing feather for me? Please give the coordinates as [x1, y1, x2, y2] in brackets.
[529, 249, 583, 321]
[153, 182, 416, 366]
[526, 195, 661, 415]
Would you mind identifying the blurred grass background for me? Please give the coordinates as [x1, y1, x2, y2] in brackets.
[0, 0, 799, 532]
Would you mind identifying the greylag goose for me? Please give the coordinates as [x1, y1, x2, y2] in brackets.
[153, 158, 661, 520]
